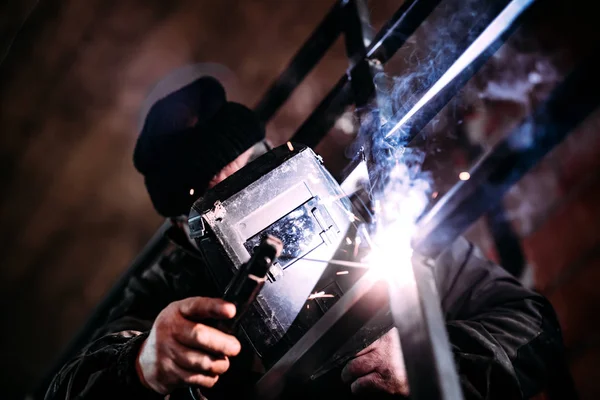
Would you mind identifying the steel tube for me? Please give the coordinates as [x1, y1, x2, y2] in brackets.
[292, 0, 441, 147]
[390, 254, 464, 400]
[253, 2, 344, 123]
[254, 271, 389, 400]
[412, 48, 600, 258]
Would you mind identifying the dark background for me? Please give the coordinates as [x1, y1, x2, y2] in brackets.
[1, 1, 599, 399]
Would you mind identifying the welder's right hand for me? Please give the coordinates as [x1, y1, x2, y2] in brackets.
[136, 297, 241, 395]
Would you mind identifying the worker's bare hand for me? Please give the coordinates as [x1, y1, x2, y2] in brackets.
[136, 297, 241, 395]
[341, 328, 409, 397]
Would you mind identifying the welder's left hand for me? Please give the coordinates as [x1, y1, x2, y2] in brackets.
[341, 327, 409, 397]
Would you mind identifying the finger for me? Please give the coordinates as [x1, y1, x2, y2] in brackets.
[178, 297, 236, 321]
[186, 373, 219, 389]
[356, 328, 396, 357]
[167, 360, 220, 389]
[341, 353, 377, 383]
[355, 341, 377, 357]
[350, 371, 386, 395]
[174, 319, 241, 357]
[170, 340, 230, 375]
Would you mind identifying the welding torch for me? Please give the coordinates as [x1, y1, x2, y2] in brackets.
[184, 235, 283, 400]
[215, 234, 283, 334]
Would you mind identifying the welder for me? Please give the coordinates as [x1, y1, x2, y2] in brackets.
[45, 66, 568, 400]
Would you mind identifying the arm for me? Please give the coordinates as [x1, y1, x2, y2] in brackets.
[45, 247, 232, 400]
[342, 237, 566, 400]
[435, 237, 567, 399]
[45, 250, 181, 400]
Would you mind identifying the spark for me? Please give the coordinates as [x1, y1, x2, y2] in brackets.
[459, 171, 470, 181]
[287, 141, 294, 151]
[189, 188, 195, 196]
[345, 237, 352, 245]
[336, 270, 349, 275]
[341, 208, 360, 222]
[308, 291, 335, 300]
[432, 191, 439, 199]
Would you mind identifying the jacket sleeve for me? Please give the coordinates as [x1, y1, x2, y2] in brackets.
[45, 248, 210, 400]
[434, 237, 567, 400]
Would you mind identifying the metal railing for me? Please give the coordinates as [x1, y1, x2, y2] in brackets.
[33, 0, 589, 398]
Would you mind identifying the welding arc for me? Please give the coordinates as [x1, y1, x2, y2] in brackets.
[385, 0, 535, 139]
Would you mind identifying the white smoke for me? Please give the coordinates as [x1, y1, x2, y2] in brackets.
[351, 0, 561, 268]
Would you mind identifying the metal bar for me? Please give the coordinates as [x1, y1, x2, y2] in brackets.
[342, 0, 378, 108]
[390, 254, 464, 400]
[341, 21, 446, 399]
[261, 2, 551, 399]
[291, 0, 441, 147]
[365, 0, 441, 63]
[254, 271, 389, 400]
[485, 203, 526, 276]
[253, 2, 344, 123]
[291, 76, 353, 147]
[342, 0, 374, 67]
[459, 123, 526, 278]
[256, 46, 600, 399]
[384, 0, 534, 143]
[369, 0, 534, 212]
[293, 0, 526, 150]
[412, 48, 600, 258]
[255, 257, 463, 400]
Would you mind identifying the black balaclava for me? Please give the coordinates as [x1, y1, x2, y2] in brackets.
[134, 75, 265, 217]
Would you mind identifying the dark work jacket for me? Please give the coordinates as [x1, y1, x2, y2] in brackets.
[45, 236, 568, 400]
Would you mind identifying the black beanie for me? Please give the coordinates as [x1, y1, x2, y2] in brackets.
[134, 76, 265, 217]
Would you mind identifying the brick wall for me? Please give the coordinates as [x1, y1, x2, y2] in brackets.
[522, 113, 600, 400]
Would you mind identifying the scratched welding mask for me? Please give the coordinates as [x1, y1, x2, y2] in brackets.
[188, 143, 356, 365]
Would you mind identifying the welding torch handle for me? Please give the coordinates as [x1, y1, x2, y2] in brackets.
[215, 235, 283, 334]
[217, 274, 267, 334]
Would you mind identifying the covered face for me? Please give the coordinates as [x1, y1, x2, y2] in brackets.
[133, 66, 265, 217]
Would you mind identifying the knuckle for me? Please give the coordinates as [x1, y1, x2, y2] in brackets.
[164, 361, 180, 380]
[193, 324, 208, 344]
[199, 355, 212, 372]
[156, 364, 170, 382]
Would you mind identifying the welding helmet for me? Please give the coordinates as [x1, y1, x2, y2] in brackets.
[188, 143, 393, 371]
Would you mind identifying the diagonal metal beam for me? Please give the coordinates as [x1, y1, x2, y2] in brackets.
[253, 2, 344, 123]
[384, 0, 535, 142]
[258, 1, 548, 399]
[292, 0, 442, 147]
[255, 271, 389, 400]
[412, 47, 600, 258]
